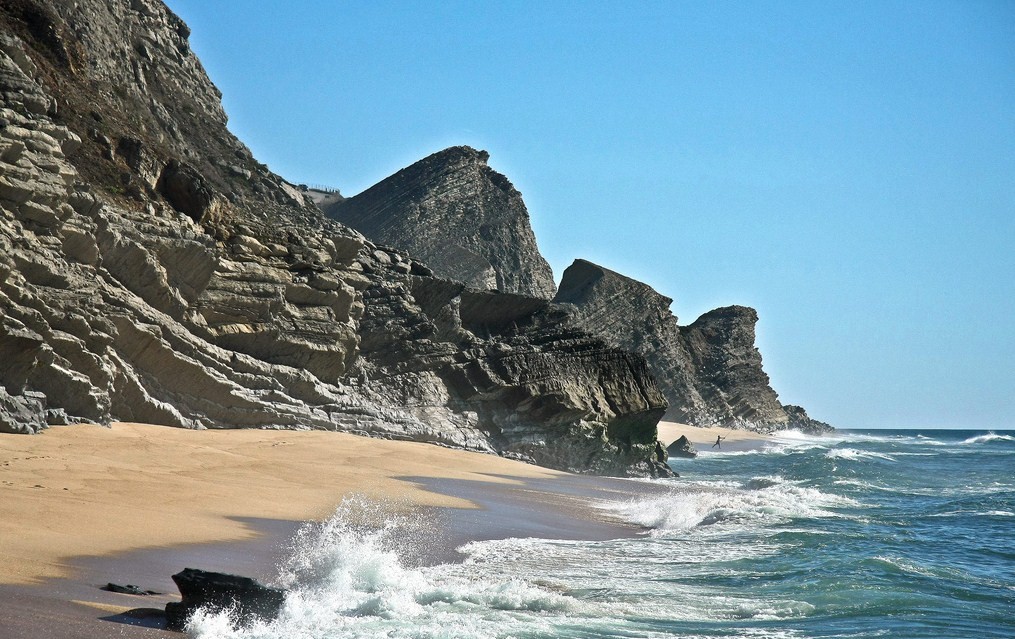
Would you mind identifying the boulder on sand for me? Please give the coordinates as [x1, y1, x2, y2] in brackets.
[666, 435, 698, 459]
[164, 568, 286, 631]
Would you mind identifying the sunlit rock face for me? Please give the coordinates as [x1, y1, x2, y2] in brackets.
[327, 146, 557, 300]
[0, 0, 674, 475]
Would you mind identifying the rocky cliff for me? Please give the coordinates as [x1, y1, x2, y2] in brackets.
[555, 259, 831, 433]
[326, 146, 557, 299]
[0, 0, 670, 475]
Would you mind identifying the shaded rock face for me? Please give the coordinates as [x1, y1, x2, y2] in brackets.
[554, 259, 712, 424]
[679, 305, 789, 429]
[555, 259, 831, 433]
[0, 0, 669, 475]
[326, 146, 557, 299]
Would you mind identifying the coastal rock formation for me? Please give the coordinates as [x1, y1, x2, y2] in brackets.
[666, 435, 697, 458]
[679, 305, 789, 428]
[326, 146, 557, 299]
[555, 259, 831, 433]
[0, 0, 669, 475]
[165, 568, 286, 631]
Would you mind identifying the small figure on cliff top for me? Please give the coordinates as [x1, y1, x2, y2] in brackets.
[712, 435, 725, 449]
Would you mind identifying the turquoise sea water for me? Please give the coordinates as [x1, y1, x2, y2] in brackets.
[189, 429, 1015, 639]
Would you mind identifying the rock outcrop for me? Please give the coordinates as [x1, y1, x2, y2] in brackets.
[666, 435, 697, 459]
[165, 568, 286, 631]
[0, 0, 670, 475]
[555, 259, 831, 433]
[326, 146, 557, 299]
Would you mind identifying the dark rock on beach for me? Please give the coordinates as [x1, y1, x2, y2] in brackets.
[102, 582, 159, 596]
[164, 568, 286, 631]
[0, 387, 48, 434]
[666, 435, 698, 459]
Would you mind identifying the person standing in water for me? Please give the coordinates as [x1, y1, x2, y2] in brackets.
[713, 435, 725, 449]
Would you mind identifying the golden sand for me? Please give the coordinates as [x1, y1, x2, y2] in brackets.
[0, 422, 560, 584]
[656, 420, 771, 448]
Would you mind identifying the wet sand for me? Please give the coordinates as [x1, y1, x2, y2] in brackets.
[0, 422, 666, 638]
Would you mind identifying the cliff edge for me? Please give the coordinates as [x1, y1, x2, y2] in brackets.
[555, 259, 831, 433]
[0, 0, 669, 475]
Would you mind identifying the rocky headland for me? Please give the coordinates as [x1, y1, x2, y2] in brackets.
[322, 159, 830, 435]
[0, 0, 827, 479]
[554, 260, 830, 433]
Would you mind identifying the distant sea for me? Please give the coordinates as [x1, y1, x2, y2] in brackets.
[188, 429, 1015, 639]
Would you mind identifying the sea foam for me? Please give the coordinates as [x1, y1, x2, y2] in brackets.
[186, 498, 584, 639]
[602, 475, 859, 534]
[960, 432, 1015, 445]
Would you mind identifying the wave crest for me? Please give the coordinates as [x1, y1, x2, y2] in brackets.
[960, 432, 1015, 445]
[602, 476, 859, 533]
[825, 447, 896, 462]
[186, 497, 583, 638]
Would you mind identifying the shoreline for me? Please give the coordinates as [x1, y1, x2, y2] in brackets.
[0, 422, 668, 637]
[0, 422, 567, 585]
[657, 420, 774, 453]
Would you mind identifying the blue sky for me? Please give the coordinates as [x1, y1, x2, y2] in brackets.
[166, 0, 1014, 429]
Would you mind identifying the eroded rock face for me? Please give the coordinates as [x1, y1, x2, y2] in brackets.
[555, 259, 832, 433]
[0, 0, 670, 474]
[326, 146, 558, 299]
[679, 305, 789, 429]
[554, 259, 711, 424]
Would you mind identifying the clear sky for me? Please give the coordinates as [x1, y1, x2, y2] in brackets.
[165, 0, 1014, 429]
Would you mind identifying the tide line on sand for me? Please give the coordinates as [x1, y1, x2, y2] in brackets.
[0, 421, 772, 638]
[0, 421, 564, 585]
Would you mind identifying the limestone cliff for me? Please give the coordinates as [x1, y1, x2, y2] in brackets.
[326, 146, 557, 299]
[0, 0, 669, 475]
[555, 260, 831, 433]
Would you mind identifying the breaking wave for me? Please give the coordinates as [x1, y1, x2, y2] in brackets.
[825, 448, 896, 462]
[602, 476, 859, 533]
[961, 433, 1015, 445]
[186, 498, 584, 639]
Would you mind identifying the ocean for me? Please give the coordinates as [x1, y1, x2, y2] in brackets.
[188, 429, 1015, 639]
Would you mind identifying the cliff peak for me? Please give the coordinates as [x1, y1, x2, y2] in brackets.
[326, 146, 556, 299]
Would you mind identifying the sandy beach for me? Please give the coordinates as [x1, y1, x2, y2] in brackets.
[0, 422, 663, 637]
[0, 421, 774, 637]
[0, 422, 574, 585]
[657, 420, 772, 452]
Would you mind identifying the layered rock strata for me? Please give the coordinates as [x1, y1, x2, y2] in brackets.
[0, 0, 669, 474]
[555, 259, 831, 433]
[327, 146, 557, 299]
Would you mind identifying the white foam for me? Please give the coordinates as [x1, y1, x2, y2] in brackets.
[960, 432, 1015, 445]
[186, 498, 586, 639]
[601, 476, 860, 534]
[825, 447, 896, 462]
[931, 509, 1015, 518]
